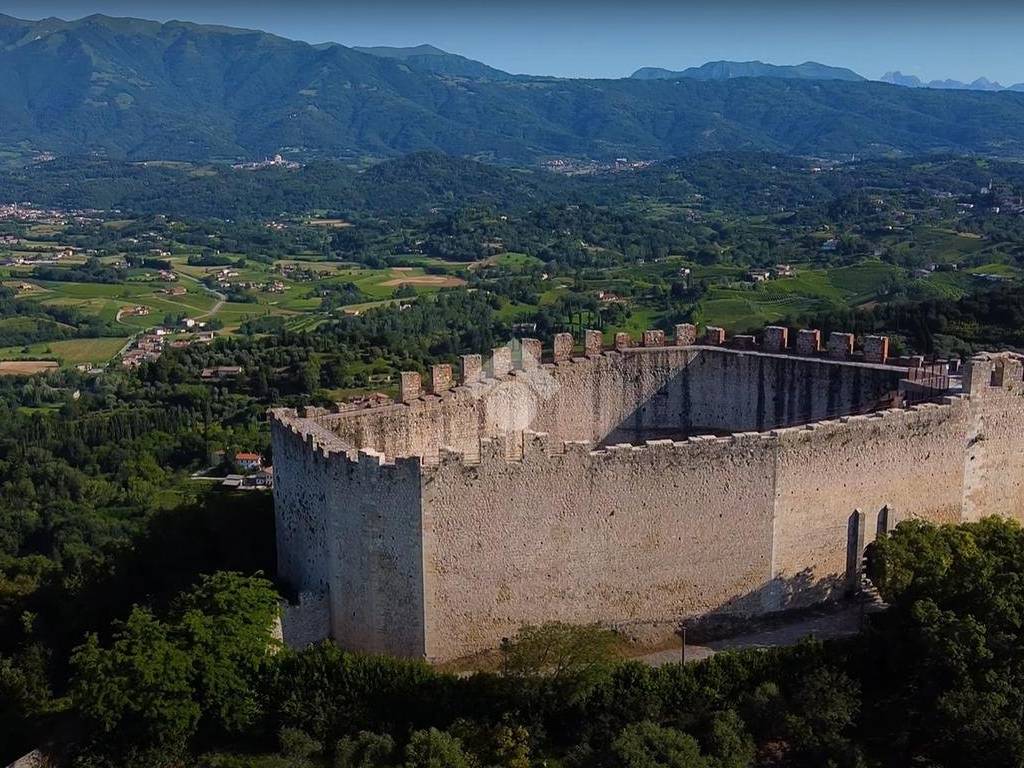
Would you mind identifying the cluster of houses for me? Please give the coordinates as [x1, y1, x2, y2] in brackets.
[0, 248, 74, 266]
[231, 154, 302, 171]
[978, 183, 1024, 215]
[276, 263, 331, 282]
[746, 264, 796, 283]
[121, 331, 164, 368]
[221, 452, 273, 489]
[0, 202, 99, 226]
[209, 266, 287, 294]
[121, 326, 217, 368]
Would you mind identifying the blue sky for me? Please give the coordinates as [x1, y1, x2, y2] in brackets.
[3, 0, 1024, 83]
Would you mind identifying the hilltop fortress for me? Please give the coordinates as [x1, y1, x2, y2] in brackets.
[271, 324, 1024, 662]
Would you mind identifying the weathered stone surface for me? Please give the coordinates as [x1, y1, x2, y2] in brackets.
[520, 339, 543, 370]
[763, 326, 788, 352]
[864, 335, 890, 364]
[584, 329, 604, 357]
[828, 332, 855, 360]
[430, 364, 453, 394]
[795, 329, 821, 355]
[489, 346, 513, 377]
[553, 333, 575, 362]
[460, 354, 482, 384]
[642, 329, 666, 347]
[704, 326, 726, 345]
[614, 332, 631, 351]
[674, 323, 697, 346]
[400, 371, 421, 402]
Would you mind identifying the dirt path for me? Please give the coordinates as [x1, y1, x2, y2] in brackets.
[636, 604, 864, 667]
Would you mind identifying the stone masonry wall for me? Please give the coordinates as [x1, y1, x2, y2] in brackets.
[420, 433, 778, 661]
[271, 410, 427, 657]
[272, 413, 336, 596]
[961, 354, 1024, 522]
[770, 399, 971, 609]
[682, 350, 905, 433]
[271, 346, 1024, 662]
[315, 347, 908, 458]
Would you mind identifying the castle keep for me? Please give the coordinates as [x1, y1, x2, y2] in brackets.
[271, 325, 1024, 661]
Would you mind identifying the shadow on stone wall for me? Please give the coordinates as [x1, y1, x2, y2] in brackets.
[680, 568, 850, 643]
[599, 350, 904, 446]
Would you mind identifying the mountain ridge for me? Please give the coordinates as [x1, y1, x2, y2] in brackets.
[3, 14, 1024, 163]
[631, 59, 865, 82]
[351, 43, 520, 80]
[881, 70, 1024, 92]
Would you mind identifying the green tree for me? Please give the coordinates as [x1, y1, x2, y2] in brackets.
[279, 727, 322, 765]
[403, 728, 470, 768]
[70, 608, 199, 752]
[335, 731, 397, 768]
[612, 721, 708, 768]
[172, 572, 281, 734]
[501, 622, 622, 680]
[705, 710, 755, 768]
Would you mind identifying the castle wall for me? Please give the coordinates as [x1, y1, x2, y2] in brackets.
[682, 351, 906, 433]
[419, 433, 777, 662]
[271, 343, 1024, 663]
[322, 393, 487, 461]
[962, 355, 1024, 522]
[530, 349, 692, 444]
[272, 414, 335, 595]
[770, 400, 971, 609]
[321, 452, 426, 656]
[319, 348, 908, 459]
[271, 411, 427, 657]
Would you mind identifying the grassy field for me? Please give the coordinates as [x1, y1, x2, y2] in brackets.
[0, 336, 130, 366]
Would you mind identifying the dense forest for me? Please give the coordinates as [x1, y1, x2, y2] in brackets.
[4, 152, 1024, 220]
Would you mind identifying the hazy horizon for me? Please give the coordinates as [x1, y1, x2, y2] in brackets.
[2, 0, 1024, 84]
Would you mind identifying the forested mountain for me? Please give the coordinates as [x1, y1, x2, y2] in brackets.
[4, 14, 1024, 162]
[631, 59, 865, 82]
[350, 43, 519, 80]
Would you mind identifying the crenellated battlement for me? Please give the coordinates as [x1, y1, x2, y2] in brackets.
[964, 351, 1024, 394]
[278, 323, 952, 468]
[382, 324, 907, 405]
[413, 395, 969, 474]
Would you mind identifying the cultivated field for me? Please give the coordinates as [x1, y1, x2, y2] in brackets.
[0, 360, 59, 375]
[0, 337, 131, 366]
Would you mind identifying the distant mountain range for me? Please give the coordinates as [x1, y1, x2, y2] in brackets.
[631, 60, 865, 82]
[633, 60, 1024, 93]
[881, 71, 1024, 92]
[3, 14, 1024, 163]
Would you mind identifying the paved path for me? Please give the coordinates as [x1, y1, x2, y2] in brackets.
[636, 604, 864, 667]
[176, 272, 226, 319]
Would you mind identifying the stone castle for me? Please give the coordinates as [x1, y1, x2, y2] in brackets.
[270, 324, 1024, 662]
